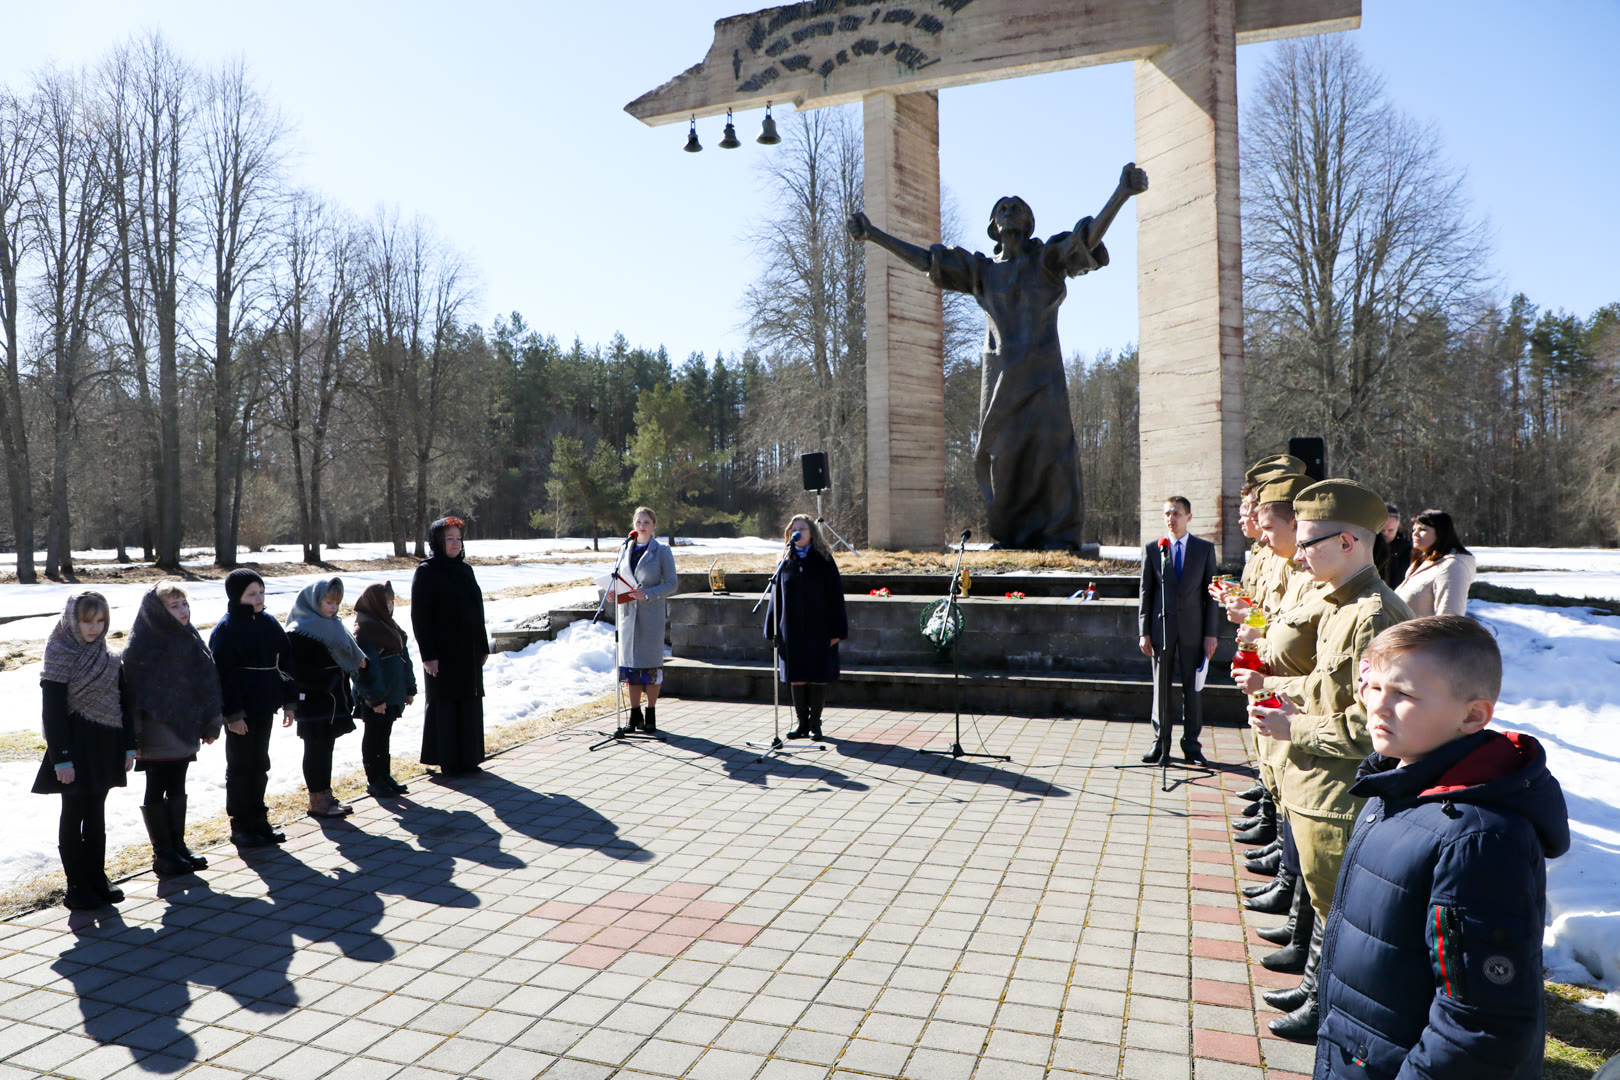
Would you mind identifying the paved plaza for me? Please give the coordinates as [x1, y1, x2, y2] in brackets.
[0, 700, 1316, 1080]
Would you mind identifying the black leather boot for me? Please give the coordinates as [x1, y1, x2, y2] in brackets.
[87, 832, 122, 904]
[644, 704, 660, 737]
[786, 685, 810, 739]
[141, 805, 192, 877]
[1236, 782, 1267, 802]
[1232, 791, 1272, 830]
[1243, 866, 1295, 913]
[622, 705, 643, 735]
[1261, 879, 1315, 973]
[60, 844, 100, 911]
[166, 797, 207, 870]
[1266, 919, 1324, 1042]
[1246, 849, 1283, 876]
[808, 685, 825, 739]
[384, 756, 408, 794]
[1244, 838, 1282, 861]
[364, 755, 395, 800]
[1233, 798, 1277, 845]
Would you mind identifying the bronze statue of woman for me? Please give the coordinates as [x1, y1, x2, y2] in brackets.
[848, 163, 1148, 550]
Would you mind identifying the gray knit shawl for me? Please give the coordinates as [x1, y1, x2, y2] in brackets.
[286, 578, 367, 674]
[41, 593, 123, 729]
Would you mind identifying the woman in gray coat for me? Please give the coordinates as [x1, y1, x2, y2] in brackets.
[615, 506, 679, 733]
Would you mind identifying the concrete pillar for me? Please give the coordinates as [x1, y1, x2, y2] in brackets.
[1134, 0, 1245, 560]
[863, 90, 947, 551]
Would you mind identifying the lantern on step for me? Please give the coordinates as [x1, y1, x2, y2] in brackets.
[708, 558, 727, 594]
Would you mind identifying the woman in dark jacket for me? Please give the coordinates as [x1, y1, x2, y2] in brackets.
[33, 592, 136, 910]
[350, 581, 417, 797]
[209, 568, 298, 846]
[411, 516, 490, 776]
[286, 577, 365, 817]
[763, 514, 849, 740]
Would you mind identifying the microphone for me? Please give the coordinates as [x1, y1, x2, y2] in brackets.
[960, 529, 972, 543]
[791, 530, 802, 543]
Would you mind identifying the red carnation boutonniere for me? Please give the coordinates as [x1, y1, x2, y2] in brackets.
[869, 587, 891, 597]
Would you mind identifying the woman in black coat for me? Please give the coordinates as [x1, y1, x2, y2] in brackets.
[411, 515, 490, 776]
[763, 514, 848, 740]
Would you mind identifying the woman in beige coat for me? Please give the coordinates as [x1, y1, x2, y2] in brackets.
[1396, 509, 1476, 616]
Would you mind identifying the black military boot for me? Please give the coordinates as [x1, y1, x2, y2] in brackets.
[1266, 919, 1324, 1042]
[1236, 782, 1267, 802]
[1261, 878, 1316, 973]
[1232, 790, 1272, 830]
[1233, 797, 1277, 845]
[1243, 866, 1295, 914]
[808, 685, 826, 740]
[622, 705, 643, 736]
[1244, 837, 1282, 861]
[1246, 848, 1283, 876]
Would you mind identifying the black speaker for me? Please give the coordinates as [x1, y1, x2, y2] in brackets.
[801, 451, 828, 491]
[1289, 437, 1326, 482]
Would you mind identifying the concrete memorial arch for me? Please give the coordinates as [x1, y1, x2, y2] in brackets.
[629, 0, 1359, 556]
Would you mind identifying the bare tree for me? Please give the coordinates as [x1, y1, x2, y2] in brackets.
[1242, 35, 1490, 474]
[30, 67, 113, 579]
[269, 192, 355, 564]
[741, 108, 867, 533]
[199, 57, 284, 566]
[0, 85, 40, 580]
[100, 34, 194, 568]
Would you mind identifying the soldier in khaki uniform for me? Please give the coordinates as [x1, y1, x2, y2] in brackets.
[1230, 474, 1327, 972]
[1247, 478, 1415, 1043]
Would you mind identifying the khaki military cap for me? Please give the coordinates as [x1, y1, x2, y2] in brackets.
[1256, 473, 1314, 505]
[1245, 454, 1308, 485]
[1293, 479, 1389, 533]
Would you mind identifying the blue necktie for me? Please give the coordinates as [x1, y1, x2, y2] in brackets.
[1174, 539, 1183, 578]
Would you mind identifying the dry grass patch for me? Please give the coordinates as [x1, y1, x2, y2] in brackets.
[683, 548, 1134, 576]
[1546, 982, 1620, 1079]
[0, 689, 619, 919]
[0, 731, 46, 763]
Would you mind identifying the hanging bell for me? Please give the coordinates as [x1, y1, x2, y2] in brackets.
[683, 116, 702, 153]
[756, 103, 781, 146]
[719, 110, 741, 149]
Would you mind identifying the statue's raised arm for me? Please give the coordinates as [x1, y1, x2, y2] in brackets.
[846, 211, 933, 274]
[1065, 162, 1149, 261]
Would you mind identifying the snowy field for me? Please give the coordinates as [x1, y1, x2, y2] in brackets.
[0, 538, 1617, 992]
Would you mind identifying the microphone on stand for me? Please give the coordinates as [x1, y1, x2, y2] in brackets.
[790, 530, 802, 543]
[960, 529, 972, 544]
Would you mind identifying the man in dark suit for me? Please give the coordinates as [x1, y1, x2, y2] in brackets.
[1138, 496, 1221, 764]
[1381, 502, 1412, 589]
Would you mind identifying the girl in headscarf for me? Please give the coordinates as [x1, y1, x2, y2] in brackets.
[286, 577, 366, 817]
[350, 581, 417, 797]
[123, 583, 225, 878]
[32, 592, 135, 910]
[763, 515, 848, 740]
[209, 568, 298, 847]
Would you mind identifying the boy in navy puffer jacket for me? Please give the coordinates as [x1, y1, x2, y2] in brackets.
[1314, 614, 1569, 1079]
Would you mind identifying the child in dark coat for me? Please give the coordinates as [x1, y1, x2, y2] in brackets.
[285, 577, 366, 818]
[350, 582, 417, 797]
[32, 592, 136, 910]
[209, 568, 298, 847]
[1313, 615, 1569, 1079]
[123, 582, 225, 877]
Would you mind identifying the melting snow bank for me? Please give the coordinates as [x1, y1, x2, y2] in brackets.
[0, 620, 616, 893]
[1472, 602, 1620, 989]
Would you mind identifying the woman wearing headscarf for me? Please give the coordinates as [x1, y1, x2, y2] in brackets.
[123, 583, 225, 877]
[33, 592, 136, 910]
[763, 515, 849, 740]
[286, 577, 366, 817]
[209, 568, 298, 846]
[613, 506, 679, 735]
[1396, 509, 1477, 618]
[411, 516, 490, 776]
[350, 581, 417, 796]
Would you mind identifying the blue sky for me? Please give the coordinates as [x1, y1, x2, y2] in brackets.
[2, 1, 1615, 367]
